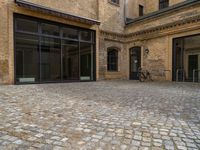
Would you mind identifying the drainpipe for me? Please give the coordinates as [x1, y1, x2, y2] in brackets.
[124, 0, 127, 25]
[97, 0, 99, 20]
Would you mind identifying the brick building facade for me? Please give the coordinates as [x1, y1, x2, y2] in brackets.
[0, 0, 200, 84]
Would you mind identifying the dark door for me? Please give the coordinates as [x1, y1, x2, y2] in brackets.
[130, 47, 141, 80]
[188, 55, 198, 81]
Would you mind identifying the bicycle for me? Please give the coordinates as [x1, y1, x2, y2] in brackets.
[137, 67, 153, 82]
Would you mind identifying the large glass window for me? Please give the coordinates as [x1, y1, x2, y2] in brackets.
[80, 30, 92, 42]
[16, 18, 38, 33]
[173, 35, 200, 82]
[62, 27, 78, 40]
[41, 23, 60, 36]
[15, 15, 95, 84]
[62, 40, 79, 80]
[15, 33, 39, 83]
[80, 43, 93, 80]
[41, 37, 61, 81]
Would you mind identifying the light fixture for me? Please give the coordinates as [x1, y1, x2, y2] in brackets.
[145, 48, 149, 54]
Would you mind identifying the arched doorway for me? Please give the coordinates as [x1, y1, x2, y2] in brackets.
[130, 47, 141, 80]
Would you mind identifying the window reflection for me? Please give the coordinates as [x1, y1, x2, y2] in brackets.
[41, 37, 61, 81]
[15, 33, 39, 83]
[62, 40, 79, 80]
[15, 16, 95, 83]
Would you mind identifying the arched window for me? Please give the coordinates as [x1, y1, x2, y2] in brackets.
[107, 49, 118, 71]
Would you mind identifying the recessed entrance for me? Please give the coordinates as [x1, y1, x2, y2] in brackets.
[173, 34, 200, 82]
[14, 14, 96, 84]
[130, 47, 141, 80]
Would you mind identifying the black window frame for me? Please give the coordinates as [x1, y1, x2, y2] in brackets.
[14, 14, 96, 84]
[159, 0, 169, 10]
[107, 49, 118, 72]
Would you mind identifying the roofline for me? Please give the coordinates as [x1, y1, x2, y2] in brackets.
[126, 0, 200, 25]
[15, 0, 101, 25]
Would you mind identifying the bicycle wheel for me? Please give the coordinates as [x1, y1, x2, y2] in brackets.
[147, 72, 153, 81]
[139, 73, 145, 82]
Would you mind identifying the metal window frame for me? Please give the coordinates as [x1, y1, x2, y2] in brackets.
[14, 14, 96, 84]
[172, 33, 200, 82]
[107, 49, 119, 72]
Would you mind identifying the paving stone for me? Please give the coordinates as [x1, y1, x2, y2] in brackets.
[133, 135, 142, 141]
[13, 140, 23, 145]
[0, 81, 199, 149]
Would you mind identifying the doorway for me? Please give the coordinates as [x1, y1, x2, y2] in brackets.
[172, 34, 200, 82]
[130, 47, 141, 80]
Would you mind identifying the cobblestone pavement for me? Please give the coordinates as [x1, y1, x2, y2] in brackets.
[0, 81, 200, 150]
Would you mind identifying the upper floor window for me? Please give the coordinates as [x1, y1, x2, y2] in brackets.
[109, 0, 120, 5]
[139, 5, 144, 16]
[159, 0, 169, 10]
[107, 49, 118, 71]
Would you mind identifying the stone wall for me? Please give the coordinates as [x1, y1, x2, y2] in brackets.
[126, 0, 186, 19]
[99, 32, 126, 80]
[24, 0, 98, 20]
[126, 0, 145, 19]
[125, 4, 200, 33]
[0, 0, 9, 84]
[98, 0, 125, 33]
[100, 2, 200, 81]
[145, 0, 185, 14]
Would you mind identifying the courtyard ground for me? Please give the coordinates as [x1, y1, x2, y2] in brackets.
[0, 81, 200, 150]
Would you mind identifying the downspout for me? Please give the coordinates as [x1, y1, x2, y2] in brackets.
[124, 0, 127, 25]
[97, 0, 99, 20]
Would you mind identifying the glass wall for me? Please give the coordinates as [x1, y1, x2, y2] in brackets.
[173, 35, 200, 82]
[15, 15, 95, 84]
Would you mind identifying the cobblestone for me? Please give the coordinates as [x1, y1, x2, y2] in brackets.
[0, 81, 200, 149]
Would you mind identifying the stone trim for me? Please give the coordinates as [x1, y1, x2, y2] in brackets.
[100, 14, 200, 40]
[126, 14, 200, 37]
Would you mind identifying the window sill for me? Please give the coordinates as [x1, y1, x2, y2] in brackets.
[107, 71, 119, 73]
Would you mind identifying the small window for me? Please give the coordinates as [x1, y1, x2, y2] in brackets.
[107, 49, 118, 71]
[110, 0, 119, 5]
[139, 5, 144, 17]
[159, 0, 169, 10]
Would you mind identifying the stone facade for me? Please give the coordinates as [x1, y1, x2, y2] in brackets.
[0, 0, 200, 84]
[100, 0, 200, 81]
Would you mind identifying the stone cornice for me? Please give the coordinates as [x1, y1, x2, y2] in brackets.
[100, 14, 200, 41]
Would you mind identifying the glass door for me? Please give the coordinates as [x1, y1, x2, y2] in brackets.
[62, 40, 79, 81]
[130, 47, 141, 80]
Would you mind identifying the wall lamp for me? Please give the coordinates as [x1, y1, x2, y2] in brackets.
[145, 48, 149, 54]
